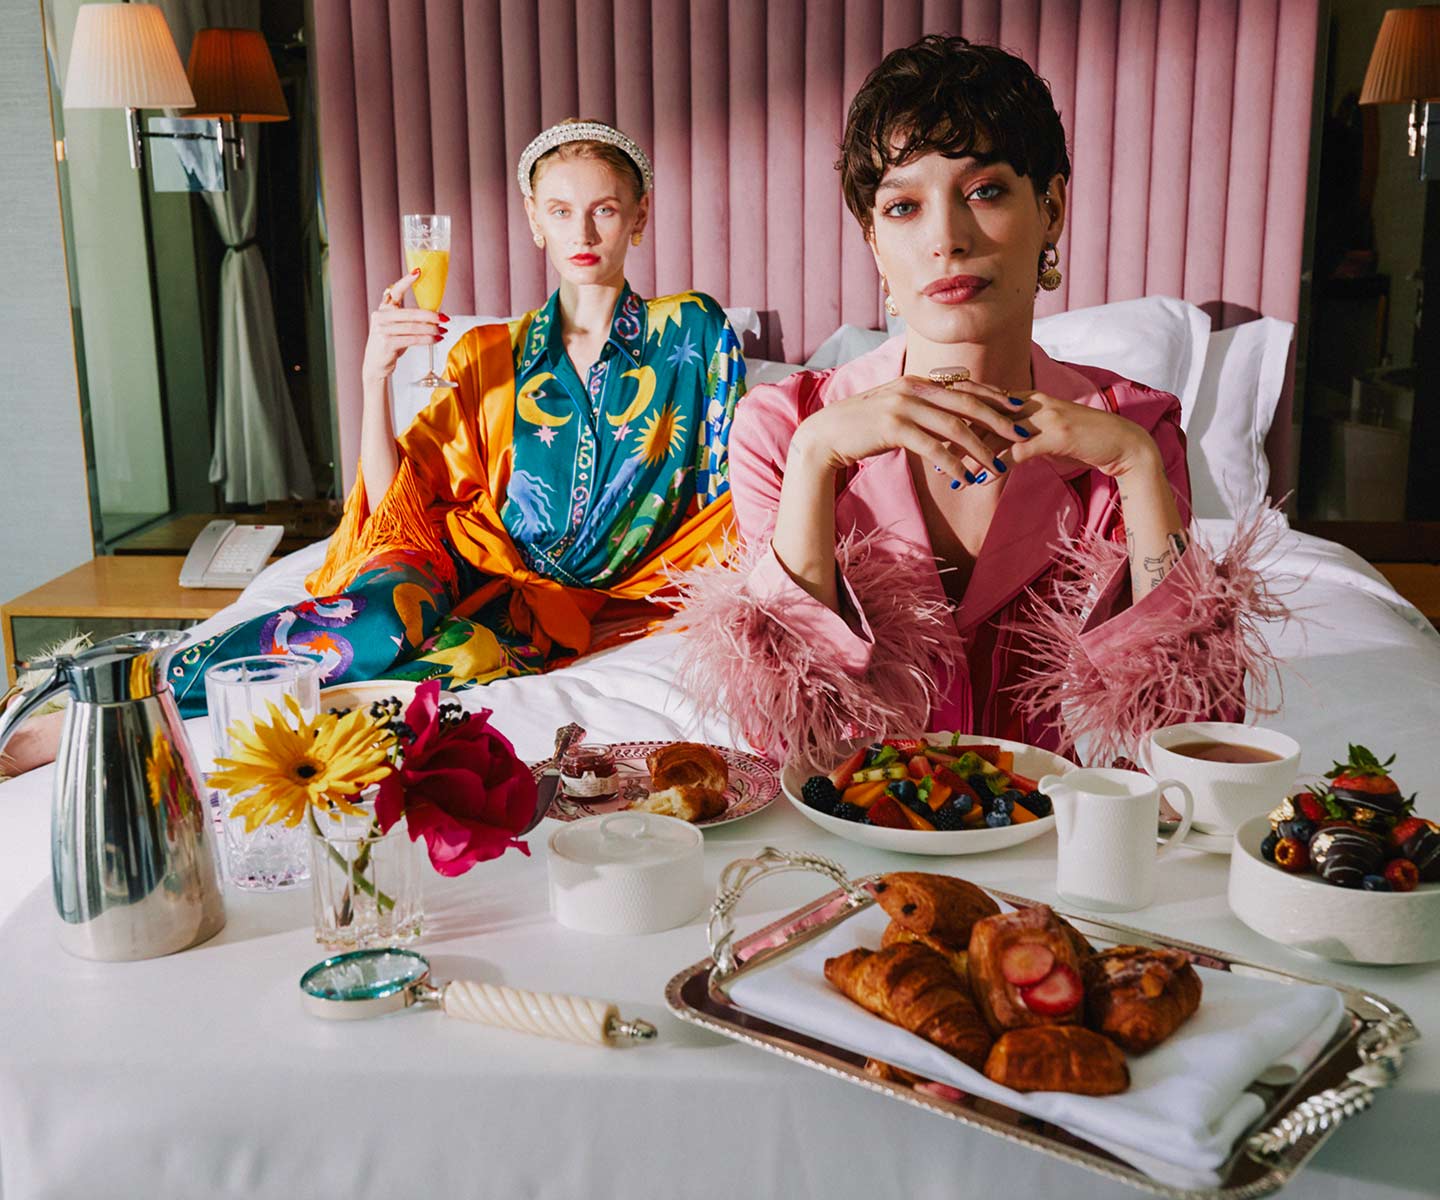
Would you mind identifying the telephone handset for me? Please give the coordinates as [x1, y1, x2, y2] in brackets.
[178, 520, 284, 589]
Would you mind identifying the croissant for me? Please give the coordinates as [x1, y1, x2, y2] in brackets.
[1083, 945, 1202, 1053]
[880, 921, 969, 980]
[872, 872, 1000, 945]
[984, 1025, 1130, 1095]
[824, 943, 993, 1071]
[633, 742, 729, 821]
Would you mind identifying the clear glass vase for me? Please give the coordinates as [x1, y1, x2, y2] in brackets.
[308, 807, 424, 950]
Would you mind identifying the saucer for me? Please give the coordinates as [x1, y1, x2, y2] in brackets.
[1159, 819, 1235, 855]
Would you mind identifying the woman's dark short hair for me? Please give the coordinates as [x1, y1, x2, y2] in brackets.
[839, 34, 1071, 232]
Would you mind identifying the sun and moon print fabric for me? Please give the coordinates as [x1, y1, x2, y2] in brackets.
[169, 285, 745, 715]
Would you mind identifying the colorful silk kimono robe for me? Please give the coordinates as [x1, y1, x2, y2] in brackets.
[171, 285, 745, 714]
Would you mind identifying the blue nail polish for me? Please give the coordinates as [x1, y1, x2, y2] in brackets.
[973, 470, 988, 484]
[963, 469, 977, 484]
[1007, 395, 1025, 407]
[992, 457, 1007, 473]
[1013, 423, 1031, 438]
[950, 478, 962, 490]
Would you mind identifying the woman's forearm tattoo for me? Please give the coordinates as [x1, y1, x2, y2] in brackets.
[1141, 531, 1189, 592]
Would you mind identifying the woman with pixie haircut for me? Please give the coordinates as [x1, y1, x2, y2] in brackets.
[680, 36, 1280, 765]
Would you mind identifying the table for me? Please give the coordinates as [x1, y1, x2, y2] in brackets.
[0, 725, 1434, 1200]
[1, 557, 241, 683]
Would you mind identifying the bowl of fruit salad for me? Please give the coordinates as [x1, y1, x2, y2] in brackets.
[781, 734, 1075, 856]
[1227, 744, 1440, 964]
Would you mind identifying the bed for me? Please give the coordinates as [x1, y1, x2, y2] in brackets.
[1, 310, 1439, 1197]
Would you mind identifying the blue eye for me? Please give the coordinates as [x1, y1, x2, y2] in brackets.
[882, 201, 917, 218]
[968, 183, 1004, 201]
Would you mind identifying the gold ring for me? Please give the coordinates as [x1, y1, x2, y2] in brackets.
[381, 288, 396, 307]
[928, 367, 970, 386]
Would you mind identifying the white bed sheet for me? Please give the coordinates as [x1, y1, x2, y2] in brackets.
[0, 521, 1437, 1200]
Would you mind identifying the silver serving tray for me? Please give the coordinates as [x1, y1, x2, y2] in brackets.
[664, 848, 1419, 1199]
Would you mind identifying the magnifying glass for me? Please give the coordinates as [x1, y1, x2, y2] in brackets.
[299, 948, 657, 1046]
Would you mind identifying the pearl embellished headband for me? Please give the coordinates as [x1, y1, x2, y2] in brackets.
[516, 121, 654, 198]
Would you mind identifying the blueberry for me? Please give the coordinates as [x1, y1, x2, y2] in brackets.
[985, 811, 1013, 829]
[949, 792, 974, 816]
[1278, 818, 1317, 844]
[968, 773, 992, 796]
[1023, 790, 1053, 818]
[888, 779, 920, 806]
[1361, 874, 1392, 892]
[1260, 831, 1279, 862]
[988, 793, 1015, 816]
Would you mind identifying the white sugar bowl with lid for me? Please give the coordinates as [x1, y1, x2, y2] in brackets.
[547, 812, 705, 935]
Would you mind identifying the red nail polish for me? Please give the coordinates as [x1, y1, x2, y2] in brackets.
[433, 334, 442, 342]
[411, 267, 421, 275]
[438, 312, 451, 322]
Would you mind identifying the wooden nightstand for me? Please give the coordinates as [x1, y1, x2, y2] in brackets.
[2, 557, 242, 683]
[1372, 564, 1440, 626]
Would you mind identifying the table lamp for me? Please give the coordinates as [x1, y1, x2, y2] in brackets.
[1359, 5, 1440, 179]
[61, 2, 196, 171]
[186, 28, 290, 171]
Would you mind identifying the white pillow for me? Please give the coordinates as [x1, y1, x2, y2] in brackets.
[803, 324, 892, 370]
[1184, 317, 1293, 519]
[745, 358, 805, 386]
[1033, 296, 1211, 417]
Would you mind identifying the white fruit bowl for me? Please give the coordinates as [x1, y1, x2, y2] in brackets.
[781, 735, 1073, 857]
[1228, 814, 1440, 964]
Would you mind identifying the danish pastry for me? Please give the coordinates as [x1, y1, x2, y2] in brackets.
[967, 905, 1085, 1033]
[1082, 945, 1202, 1053]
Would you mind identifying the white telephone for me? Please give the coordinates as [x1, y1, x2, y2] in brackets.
[178, 520, 284, 589]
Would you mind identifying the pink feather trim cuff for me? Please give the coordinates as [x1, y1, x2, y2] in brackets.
[1005, 509, 1293, 766]
[670, 533, 961, 767]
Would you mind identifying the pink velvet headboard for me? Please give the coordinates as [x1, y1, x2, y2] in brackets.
[313, 0, 1318, 495]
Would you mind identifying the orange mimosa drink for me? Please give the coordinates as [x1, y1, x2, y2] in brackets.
[405, 247, 450, 312]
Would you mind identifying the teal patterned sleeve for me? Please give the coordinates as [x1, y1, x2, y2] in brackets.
[697, 300, 747, 504]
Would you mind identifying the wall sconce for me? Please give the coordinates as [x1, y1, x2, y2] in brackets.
[186, 28, 291, 172]
[61, 3, 196, 171]
[1360, 6, 1440, 180]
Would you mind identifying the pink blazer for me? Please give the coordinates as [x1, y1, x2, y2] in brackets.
[677, 335, 1263, 764]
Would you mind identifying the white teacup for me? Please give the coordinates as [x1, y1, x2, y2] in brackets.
[1140, 722, 1300, 836]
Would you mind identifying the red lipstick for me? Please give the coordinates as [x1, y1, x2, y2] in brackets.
[569, 252, 600, 266]
[923, 275, 990, 304]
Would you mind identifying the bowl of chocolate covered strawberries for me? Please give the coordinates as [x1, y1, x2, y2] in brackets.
[1229, 745, 1440, 964]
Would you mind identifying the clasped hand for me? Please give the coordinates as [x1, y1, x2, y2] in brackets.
[790, 373, 1159, 485]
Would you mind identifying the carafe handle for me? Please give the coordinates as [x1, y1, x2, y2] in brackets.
[0, 660, 73, 760]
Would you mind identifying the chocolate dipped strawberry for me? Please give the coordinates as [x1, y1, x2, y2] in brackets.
[1325, 745, 1412, 825]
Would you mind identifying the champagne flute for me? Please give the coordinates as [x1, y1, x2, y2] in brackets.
[402, 213, 458, 390]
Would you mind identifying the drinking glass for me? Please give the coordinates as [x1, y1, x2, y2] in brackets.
[205, 654, 321, 890]
[402, 212, 458, 390]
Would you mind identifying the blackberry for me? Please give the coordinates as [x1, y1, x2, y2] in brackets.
[931, 803, 968, 831]
[1023, 790, 1053, 818]
[985, 811, 1013, 829]
[1259, 831, 1279, 862]
[802, 775, 841, 814]
[830, 801, 866, 823]
[967, 773, 993, 797]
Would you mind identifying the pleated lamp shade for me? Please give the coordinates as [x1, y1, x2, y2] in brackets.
[1360, 6, 1440, 104]
[186, 28, 289, 122]
[63, 3, 195, 110]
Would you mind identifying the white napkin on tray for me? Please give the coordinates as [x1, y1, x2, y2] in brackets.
[728, 906, 1345, 1187]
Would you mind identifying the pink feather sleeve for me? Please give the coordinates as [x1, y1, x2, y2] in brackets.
[1005, 509, 1293, 766]
[670, 532, 961, 767]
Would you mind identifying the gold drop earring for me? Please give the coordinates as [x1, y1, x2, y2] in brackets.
[631, 230, 644, 247]
[1038, 244, 1062, 292]
[881, 276, 899, 317]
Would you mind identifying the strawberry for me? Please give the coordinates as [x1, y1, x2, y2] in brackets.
[866, 796, 911, 829]
[1000, 943, 1056, 987]
[1018, 963, 1083, 1017]
[828, 748, 867, 790]
[1293, 792, 1328, 823]
[883, 737, 927, 756]
[907, 755, 933, 780]
[1391, 816, 1429, 850]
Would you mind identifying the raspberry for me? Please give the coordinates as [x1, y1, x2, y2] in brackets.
[802, 775, 841, 814]
[1384, 858, 1420, 893]
[1274, 837, 1310, 873]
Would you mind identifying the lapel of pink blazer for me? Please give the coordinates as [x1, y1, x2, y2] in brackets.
[815, 337, 1116, 635]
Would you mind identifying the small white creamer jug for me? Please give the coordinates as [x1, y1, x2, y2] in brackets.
[1038, 768, 1193, 913]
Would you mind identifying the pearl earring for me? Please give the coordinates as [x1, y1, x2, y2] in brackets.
[881, 275, 899, 317]
[533, 233, 545, 248]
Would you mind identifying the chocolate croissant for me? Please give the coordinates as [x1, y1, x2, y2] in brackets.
[824, 943, 993, 1071]
[1082, 945, 1202, 1053]
[984, 1025, 1130, 1095]
[880, 921, 969, 980]
[872, 872, 1000, 945]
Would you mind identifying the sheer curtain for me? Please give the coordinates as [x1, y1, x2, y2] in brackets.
[161, 0, 314, 503]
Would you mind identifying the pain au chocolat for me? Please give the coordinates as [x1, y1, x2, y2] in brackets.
[872, 872, 1000, 946]
[1082, 945, 1202, 1053]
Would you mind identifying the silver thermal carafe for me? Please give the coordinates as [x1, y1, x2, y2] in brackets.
[0, 631, 225, 960]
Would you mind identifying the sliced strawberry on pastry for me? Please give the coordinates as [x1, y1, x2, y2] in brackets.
[1000, 943, 1056, 987]
[1017, 963, 1083, 1017]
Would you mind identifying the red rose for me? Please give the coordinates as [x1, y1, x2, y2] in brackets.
[374, 681, 534, 876]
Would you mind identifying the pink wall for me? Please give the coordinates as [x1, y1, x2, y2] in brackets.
[313, 0, 1318, 492]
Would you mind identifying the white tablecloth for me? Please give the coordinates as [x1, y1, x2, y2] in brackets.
[0, 756, 1435, 1199]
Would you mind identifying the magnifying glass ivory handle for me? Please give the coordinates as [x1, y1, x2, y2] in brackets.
[440, 980, 657, 1046]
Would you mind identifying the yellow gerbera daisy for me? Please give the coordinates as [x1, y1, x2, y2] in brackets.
[209, 697, 394, 832]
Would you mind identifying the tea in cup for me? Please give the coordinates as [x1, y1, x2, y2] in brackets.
[1141, 722, 1300, 836]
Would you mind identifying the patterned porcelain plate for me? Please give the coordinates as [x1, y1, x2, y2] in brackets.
[531, 741, 781, 829]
